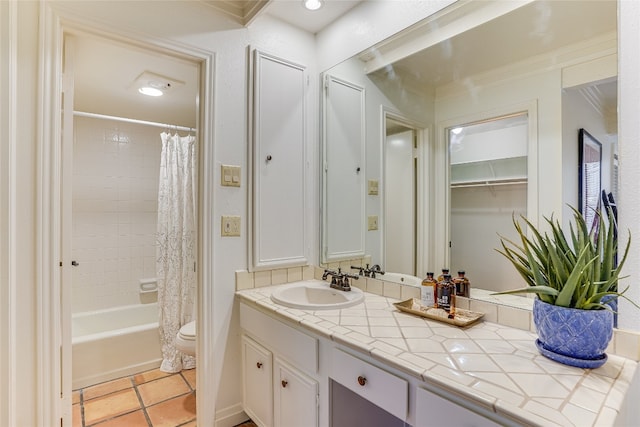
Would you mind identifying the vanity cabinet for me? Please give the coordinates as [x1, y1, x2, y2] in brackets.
[240, 303, 319, 427]
[239, 300, 512, 427]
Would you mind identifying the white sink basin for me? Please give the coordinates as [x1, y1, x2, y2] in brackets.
[270, 280, 364, 310]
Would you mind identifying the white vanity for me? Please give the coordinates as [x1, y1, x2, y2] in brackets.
[237, 281, 638, 427]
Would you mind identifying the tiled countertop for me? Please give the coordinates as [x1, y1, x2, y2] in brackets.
[236, 282, 638, 427]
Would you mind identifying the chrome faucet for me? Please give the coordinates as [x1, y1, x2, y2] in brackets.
[322, 268, 358, 291]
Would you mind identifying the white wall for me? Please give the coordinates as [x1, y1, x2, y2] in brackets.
[562, 86, 616, 228]
[72, 117, 161, 312]
[618, 0, 640, 331]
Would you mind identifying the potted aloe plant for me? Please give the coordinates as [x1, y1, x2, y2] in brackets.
[496, 206, 633, 368]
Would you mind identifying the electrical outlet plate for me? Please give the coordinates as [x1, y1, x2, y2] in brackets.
[368, 179, 379, 195]
[221, 215, 241, 236]
[367, 215, 378, 231]
[221, 164, 241, 187]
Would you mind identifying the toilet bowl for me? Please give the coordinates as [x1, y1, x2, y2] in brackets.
[175, 320, 196, 356]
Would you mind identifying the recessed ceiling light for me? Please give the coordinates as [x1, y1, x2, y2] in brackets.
[138, 86, 164, 97]
[303, 0, 323, 11]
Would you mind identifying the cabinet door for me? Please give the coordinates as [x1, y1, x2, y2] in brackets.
[274, 358, 318, 427]
[250, 49, 308, 270]
[242, 336, 273, 427]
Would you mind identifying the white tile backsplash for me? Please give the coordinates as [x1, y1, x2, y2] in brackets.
[72, 117, 162, 313]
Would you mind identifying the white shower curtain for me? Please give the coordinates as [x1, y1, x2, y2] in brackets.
[157, 131, 197, 373]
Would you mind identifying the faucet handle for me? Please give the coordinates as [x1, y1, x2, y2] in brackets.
[351, 265, 365, 276]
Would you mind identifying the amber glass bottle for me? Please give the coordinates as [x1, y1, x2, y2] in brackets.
[436, 274, 454, 312]
[454, 271, 470, 297]
[436, 268, 450, 283]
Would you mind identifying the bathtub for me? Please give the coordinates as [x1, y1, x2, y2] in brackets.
[72, 303, 162, 389]
[380, 272, 422, 286]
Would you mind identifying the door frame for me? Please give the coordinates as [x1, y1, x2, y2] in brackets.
[38, 4, 216, 425]
[381, 108, 428, 277]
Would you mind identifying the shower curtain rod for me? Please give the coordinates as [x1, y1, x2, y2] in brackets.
[73, 110, 195, 132]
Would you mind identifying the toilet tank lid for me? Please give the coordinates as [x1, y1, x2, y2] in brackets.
[179, 320, 196, 338]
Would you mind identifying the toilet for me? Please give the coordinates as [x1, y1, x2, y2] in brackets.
[175, 320, 196, 356]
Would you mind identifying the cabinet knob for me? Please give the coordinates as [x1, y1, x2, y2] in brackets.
[266, 154, 272, 161]
[357, 376, 367, 386]
[256, 362, 262, 369]
[281, 380, 288, 388]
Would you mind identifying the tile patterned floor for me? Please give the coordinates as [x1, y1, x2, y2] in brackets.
[73, 368, 197, 427]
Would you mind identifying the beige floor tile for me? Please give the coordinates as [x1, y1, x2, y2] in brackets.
[146, 392, 196, 427]
[137, 374, 190, 407]
[83, 388, 141, 426]
[72, 403, 82, 427]
[92, 410, 149, 427]
[133, 368, 171, 385]
[72, 390, 81, 405]
[84, 377, 132, 401]
[182, 369, 196, 389]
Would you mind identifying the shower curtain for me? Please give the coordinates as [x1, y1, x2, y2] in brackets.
[157, 131, 197, 372]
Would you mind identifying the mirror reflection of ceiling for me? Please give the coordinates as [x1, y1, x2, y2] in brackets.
[368, 0, 616, 91]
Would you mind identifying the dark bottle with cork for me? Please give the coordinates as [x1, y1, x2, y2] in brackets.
[437, 268, 450, 283]
[436, 274, 455, 316]
[454, 270, 470, 297]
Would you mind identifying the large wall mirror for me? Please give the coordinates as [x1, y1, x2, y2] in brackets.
[320, 0, 618, 308]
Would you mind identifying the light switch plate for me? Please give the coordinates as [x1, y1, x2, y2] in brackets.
[221, 164, 241, 187]
[368, 215, 378, 231]
[221, 215, 241, 236]
[368, 179, 379, 195]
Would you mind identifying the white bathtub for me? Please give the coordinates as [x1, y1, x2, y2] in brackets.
[72, 303, 161, 389]
[380, 272, 422, 286]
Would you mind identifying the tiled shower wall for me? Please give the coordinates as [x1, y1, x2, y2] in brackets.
[72, 116, 162, 313]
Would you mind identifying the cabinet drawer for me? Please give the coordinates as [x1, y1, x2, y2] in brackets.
[330, 348, 408, 421]
[415, 387, 501, 426]
[240, 303, 318, 373]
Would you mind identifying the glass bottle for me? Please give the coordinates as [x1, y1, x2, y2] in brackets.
[436, 268, 450, 283]
[454, 270, 470, 297]
[436, 274, 454, 312]
[420, 272, 436, 307]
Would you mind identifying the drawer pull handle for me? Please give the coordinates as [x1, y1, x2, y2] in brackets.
[357, 376, 367, 386]
[281, 380, 288, 388]
[256, 362, 263, 369]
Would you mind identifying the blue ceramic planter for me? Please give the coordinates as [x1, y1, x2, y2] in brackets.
[533, 298, 613, 367]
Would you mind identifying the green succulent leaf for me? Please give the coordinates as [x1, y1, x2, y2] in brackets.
[494, 205, 634, 310]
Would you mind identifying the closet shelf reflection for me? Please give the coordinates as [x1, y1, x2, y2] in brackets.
[450, 177, 527, 189]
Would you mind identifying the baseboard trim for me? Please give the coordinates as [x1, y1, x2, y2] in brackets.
[215, 402, 249, 427]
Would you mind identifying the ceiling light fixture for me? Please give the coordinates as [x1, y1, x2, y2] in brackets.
[138, 86, 164, 97]
[303, 0, 323, 11]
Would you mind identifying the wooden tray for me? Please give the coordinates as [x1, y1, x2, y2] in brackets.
[393, 298, 484, 327]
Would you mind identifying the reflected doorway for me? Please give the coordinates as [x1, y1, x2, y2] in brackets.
[448, 113, 528, 293]
[384, 117, 418, 276]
